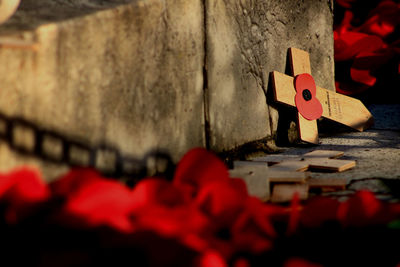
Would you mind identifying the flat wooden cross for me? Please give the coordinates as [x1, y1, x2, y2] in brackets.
[254, 150, 356, 172]
[231, 150, 352, 202]
[271, 48, 374, 144]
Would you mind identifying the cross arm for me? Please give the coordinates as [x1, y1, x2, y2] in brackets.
[271, 71, 374, 132]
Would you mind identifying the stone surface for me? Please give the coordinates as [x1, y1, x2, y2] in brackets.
[253, 129, 400, 183]
[0, 0, 205, 180]
[369, 104, 400, 130]
[229, 164, 270, 201]
[206, 0, 335, 152]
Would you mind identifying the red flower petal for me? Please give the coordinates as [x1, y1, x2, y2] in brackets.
[350, 51, 391, 86]
[196, 250, 228, 267]
[195, 178, 248, 226]
[286, 192, 301, 235]
[173, 148, 229, 196]
[50, 168, 103, 197]
[231, 198, 281, 253]
[294, 74, 323, 120]
[131, 178, 190, 210]
[133, 205, 210, 250]
[334, 32, 384, 61]
[1, 168, 49, 204]
[337, 190, 382, 227]
[358, 1, 400, 38]
[300, 196, 340, 228]
[60, 176, 135, 232]
[284, 258, 323, 267]
[0, 168, 50, 224]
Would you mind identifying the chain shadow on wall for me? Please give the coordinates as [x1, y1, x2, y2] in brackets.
[0, 112, 175, 183]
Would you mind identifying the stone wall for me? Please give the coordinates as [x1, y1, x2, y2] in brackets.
[206, 0, 335, 151]
[0, 0, 334, 180]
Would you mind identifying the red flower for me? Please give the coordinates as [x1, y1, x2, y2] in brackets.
[300, 196, 340, 228]
[195, 178, 248, 226]
[337, 190, 400, 227]
[231, 197, 283, 253]
[334, 1, 400, 95]
[130, 178, 190, 210]
[294, 73, 323, 120]
[52, 168, 136, 232]
[0, 168, 50, 224]
[357, 1, 400, 38]
[284, 258, 323, 267]
[173, 148, 230, 197]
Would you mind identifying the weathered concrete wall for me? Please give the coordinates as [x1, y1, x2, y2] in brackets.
[0, 0, 205, 180]
[206, 0, 335, 152]
[0, 0, 335, 180]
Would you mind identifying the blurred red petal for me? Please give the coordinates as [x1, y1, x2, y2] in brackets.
[300, 196, 340, 228]
[173, 148, 229, 196]
[284, 258, 323, 267]
[50, 168, 103, 197]
[358, 1, 400, 38]
[334, 32, 384, 61]
[131, 178, 189, 210]
[337, 191, 382, 227]
[3, 168, 49, 204]
[0, 168, 50, 224]
[233, 258, 251, 267]
[335, 80, 370, 95]
[231, 198, 280, 253]
[62, 177, 135, 232]
[196, 251, 228, 267]
[286, 192, 301, 235]
[134, 205, 210, 249]
[195, 179, 248, 223]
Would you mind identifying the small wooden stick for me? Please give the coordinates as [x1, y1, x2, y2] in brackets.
[307, 178, 347, 192]
[270, 184, 309, 203]
[0, 38, 39, 51]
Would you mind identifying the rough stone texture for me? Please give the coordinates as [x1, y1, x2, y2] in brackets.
[206, 0, 335, 152]
[0, 0, 205, 180]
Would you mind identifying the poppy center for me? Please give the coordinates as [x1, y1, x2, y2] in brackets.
[302, 89, 312, 101]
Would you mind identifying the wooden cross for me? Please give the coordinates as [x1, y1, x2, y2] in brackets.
[231, 150, 352, 202]
[254, 150, 356, 173]
[271, 48, 374, 144]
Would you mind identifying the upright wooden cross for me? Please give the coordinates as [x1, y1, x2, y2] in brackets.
[271, 48, 374, 144]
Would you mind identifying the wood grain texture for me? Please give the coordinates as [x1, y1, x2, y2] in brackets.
[267, 171, 310, 183]
[289, 47, 312, 75]
[307, 158, 356, 172]
[270, 160, 309, 172]
[307, 178, 347, 191]
[270, 184, 309, 203]
[298, 114, 319, 144]
[272, 71, 296, 106]
[316, 87, 374, 131]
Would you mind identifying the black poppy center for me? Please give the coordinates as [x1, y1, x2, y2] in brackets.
[302, 89, 312, 101]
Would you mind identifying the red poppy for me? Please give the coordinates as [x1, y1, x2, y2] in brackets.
[284, 258, 323, 267]
[173, 148, 230, 197]
[130, 178, 190, 210]
[337, 190, 400, 227]
[0, 168, 50, 224]
[195, 178, 248, 228]
[300, 196, 340, 228]
[334, 0, 400, 95]
[294, 73, 323, 120]
[52, 169, 136, 232]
